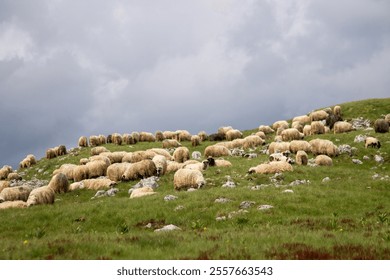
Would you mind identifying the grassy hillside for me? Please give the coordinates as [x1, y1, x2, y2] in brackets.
[0, 98, 389, 260]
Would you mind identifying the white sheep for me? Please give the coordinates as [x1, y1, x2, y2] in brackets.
[191, 135, 201, 147]
[258, 125, 275, 134]
[272, 120, 289, 130]
[315, 155, 333, 166]
[166, 161, 185, 173]
[198, 131, 208, 141]
[183, 160, 209, 171]
[73, 165, 90, 182]
[333, 121, 354, 134]
[130, 187, 156, 199]
[0, 180, 10, 193]
[152, 155, 167, 176]
[48, 173, 69, 194]
[176, 130, 192, 141]
[173, 147, 190, 163]
[122, 159, 157, 181]
[290, 140, 311, 154]
[78, 136, 88, 147]
[0, 200, 27, 210]
[86, 159, 110, 178]
[26, 185, 55, 207]
[243, 135, 264, 149]
[310, 121, 326, 135]
[204, 145, 231, 158]
[0, 185, 32, 202]
[148, 148, 173, 160]
[107, 162, 132, 182]
[173, 169, 205, 191]
[226, 129, 243, 141]
[303, 125, 312, 136]
[281, 128, 304, 141]
[310, 110, 328, 122]
[0, 165, 13, 180]
[292, 115, 310, 124]
[91, 146, 110, 156]
[296, 151, 308, 166]
[53, 164, 77, 180]
[69, 178, 117, 191]
[139, 132, 156, 142]
[309, 139, 339, 157]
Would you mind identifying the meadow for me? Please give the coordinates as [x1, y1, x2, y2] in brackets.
[0, 98, 389, 259]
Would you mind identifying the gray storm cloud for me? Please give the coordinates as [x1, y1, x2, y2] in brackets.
[1, 0, 389, 168]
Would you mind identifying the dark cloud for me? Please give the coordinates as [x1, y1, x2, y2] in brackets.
[1, 0, 389, 169]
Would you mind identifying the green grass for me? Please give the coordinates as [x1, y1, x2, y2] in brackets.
[0, 98, 389, 259]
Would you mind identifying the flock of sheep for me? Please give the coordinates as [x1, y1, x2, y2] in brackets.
[0, 105, 389, 210]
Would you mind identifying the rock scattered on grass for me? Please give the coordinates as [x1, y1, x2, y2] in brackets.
[164, 195, 178, 201]
[258, 205, 274, 211]
[239, 201, 255, 209]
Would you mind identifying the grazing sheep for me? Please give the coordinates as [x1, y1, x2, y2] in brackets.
[198, 131, 208, 141]
[225, 129, 243, 141]
[276, 127, 285, 136]
[166, 161, 185, 173]
[268, 142, 291, 155]
[86, 159, 110, 178]
[292, 115, 310, 124]
[374, 119, 389, 133]
[218, 126, 233, 138]
[123, 133, 135, 145]
[130, 186, 156, 199]
[173, 169, 205, 191]
[80, 158, 90, 165]
[7, 172, 21, 181]
[365, 137, 381, 149]
[91, 146, 110, 156]
[258, 125, 275, 134]
[303, 125, 312, 136]
[0, 185, 32, 202]
[310, 110, 328, 122]
[155, 131, 164, 142]
[122, 159, 157, 181]
[0, 180, 10, 193]
[281, 128, 304, 141]
[100, 151, 127, 163]
[296, 151, 308, 166]
[291, 121, 304, 132]
[56, 145, 67, 156]
[107, 162, 132, 181]
[73, 165, 89, 182]
[208, 133, 225, 141]
[162, 139, 181, 149]
[311, 121, 326, 135]
[122, 150, 156, 163]
[309, 139, 339, 157]
[152, 155, 167, 176]
[315, 155, 333, 166]
[0, 166, 13, 180]
[333, 105, 342, 116]
[162, 131, 177, 140]
[243, 135, 264, 149]
[99, 135, 107, 145]
[272, 120, 289, 130]
[204, 145, 231, 158]
[53, 164, 78, 180]
[333, 121, 354, 134]
[148, 148, 173, 160]
[19, 154, 36, 169]
[176, 130, 192, 141]
[111, 133, 123, 145]
[255, 131, 266, 139]
[131, 132, 140, 143]
[139, 132, 156, 142]
[0, 200, 27, 210]
[191, 135, 201, 147]
[26, 185, 55, 207]
[46, 148, 57, 159]
[290, 140, 311, 154]
[173, 147, 190, 163]
[385, 114, 390, 124]
[248, 161, 293, 174]
[48, 173, 69, 194]
[89, 135, 100, 147]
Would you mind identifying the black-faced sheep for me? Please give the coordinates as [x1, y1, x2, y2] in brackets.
[204, 145, 231, 158]
[0, 185, 32, 202]
[207, 157, 232, 167]
[248, 161, 293, 174]
[173, 169, 205, 191]
[365, 137, 381, 149]
[315, 155, 333, 166]
[26, 185, 55, 207]
[309, 139, 339, 157]
[374, 119, 389, 133]
[122, 159, 157, 181]
[281, 128, 304, 141]
[333, 121, 354, 134]
[48, 173, 69, 194]
[296, 151, 308, 166]
[173, 147, 190, 163]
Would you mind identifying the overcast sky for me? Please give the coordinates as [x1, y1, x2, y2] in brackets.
[1, 0, 389, 169]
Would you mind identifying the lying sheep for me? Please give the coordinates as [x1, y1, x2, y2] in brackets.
[248, 161, 293, 174]
[107, 162, 132, 182]
[310, 139, 339, 157]
[7, 172, 21, 181]
[281, 128, 304, 141]
[315, 155, 333, 166]
[91, 146, 110, 156]
[365, 137, 381, 148]
[26, 185, 55, 207]
[152, 155, 167, 176]
[48, 173, 69, 194]
[80, 158, 90, 165]
[290, 140, 311, 154]
[122, 150, 156, 163]
[204, 145, 231, 158]
[183, 160, 209, 171]
[374, 119, 389, 133]
[174, 169, 205, 191]
[191, 135, 201, 147]
[0, 165, 13, 180]
[173, 147, 190, 163]
[310, 110, 328, 122]
[269, 152, 293, 163]
[333, 121, 354, 134]
[100, 151, 127, 163]
[122, 159, 157, 181]
[166, 161, 185, 173]
[0, 180, 10, 193]
[0, 185, 32, 202]
[69, 178, 117, 191]
[148, 148, 173, 160]
[162, 139, 181, 149]
[130, 187, 156, 199]
[268, 142, 291, 155]
[0, 200, 27, 210]
[296, 151, 308, 166]
[207, 157, 232, 167]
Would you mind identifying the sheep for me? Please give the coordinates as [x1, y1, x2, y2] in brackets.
[100, 151, 127, 163]
[310, 121, 326, 135]
[152, 155, 167, 176]
[333, 121, 354, 134]
[303, 125, 311, 136]
[258, 125, 275, 134]
[192, 151, 202, 160]
[385, 114, 390, 124]
[365, 137, 381, 149]
[333, 105, 342, 116]
[130, 187, 156, 199]
[208, 133, 225, 141]
[111, 133, 123, 145]
[46, 148, 57, 159]
[0, 180, 10, 193]
[272, 120, 289, 131]
[296, 151, 308, 166]
[269, 152, 293, 163]
[155, 131, 164, 142]
[19, 154, 36, 169]
[291, 121, 304, 132]
[99, 135, 107, 145]
[281, 128, 304, 141]
[53, 164, 77, 180]
[204, 145, 231, 158]
[48, 173, 69, 194]
[73, 165, 89, 182]
[162, 131, 177, 140]
[176, 130, 192, 141]
[207, 158, 232, 167]
[191, 135, 201, 147]
[292, 115, 310, 124]
[86, 159, 110, 178]
[216, 141, 235, 150]
[122, 159, 157, 181]
[122, 150, 156, 163]
[173, 147, 190, 163]
[0, 165, 13, 180]
[289, 140, 312, 154]
[0, 200, 27, 210]
[243, 135, 264, 149]
[162, 139, 181, 149]
[139, 132, 156, 142]
[0, 185, 32, 202]
[123, 133, 135, 145]
[173, 169, 205, 191]
[183, 160, 209, 171]
[166, 161, 185, 173]
[309, 139, 339, 157]
[374, 119, 389, 133]
[255, 131, 266, 139]
[198, 131, 208, 141]
[148, 148, 173, 160]
[89, 135, 100, 147]
[315, 155, 333, 166]
[7, 172, 21, 181]
[225, 129, 243, 141]
[80, 158, 90, 165]
[107, 162, 132, 181]
[56, 145, 67, 156]
[69, 178, 117, 191]
[276, 127, 285, 136]
[91, 146, 110, 156]
[26, 185, 55, 207]
[310, 110, 328, 122]
[248, 161, 293, 174]
[268, 142, 291, 155]
[89, 155, 111, 165]
[218, 126, 233, 138]
[131, 132, 140, 143]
